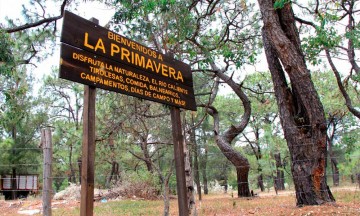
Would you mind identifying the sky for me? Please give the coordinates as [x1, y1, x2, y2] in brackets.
[1, 1, 350, 96]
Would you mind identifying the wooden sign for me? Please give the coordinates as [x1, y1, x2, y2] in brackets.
[60, 11, 196, 110]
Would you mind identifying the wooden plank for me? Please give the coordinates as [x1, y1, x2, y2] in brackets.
[61, 10, 194, 88]
[170, 107, 189, 216]
[79, 16, 98, 216]
[80, 85, 96, 216]
[59, 43, 196, 111]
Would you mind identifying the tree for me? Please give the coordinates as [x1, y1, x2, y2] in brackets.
[240, 72, 280, 192]
[40, 71, 84, 185]
[296, 0, 360, 119]
[0, 65, 47, 199]
[111, 0, 261, 197]
[258, 0, 335, 205]
[311, 70, 351, 187]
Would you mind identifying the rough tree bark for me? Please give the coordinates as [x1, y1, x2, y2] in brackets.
[205, 102, 251, 197]
[258, 0, 335, 205]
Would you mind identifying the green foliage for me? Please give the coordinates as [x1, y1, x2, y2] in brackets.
[338, 133, 360, 178]
[54, 178, 69, 193]
[0, 30, 15, 76]
[345, 22, 360, 48]
[273, 0, 290, 10]
[312, 71, 346, 113]
[302, 20, 341, 65]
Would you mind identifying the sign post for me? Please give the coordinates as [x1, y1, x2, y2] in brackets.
[59, 11, 196, 216]
[170, 107, 189, 216]
[80, 17, 98, 216]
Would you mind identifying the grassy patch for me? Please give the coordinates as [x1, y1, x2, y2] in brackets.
[46, 187, 360, 216]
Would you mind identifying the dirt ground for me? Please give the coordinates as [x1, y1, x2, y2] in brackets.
[0, 186, 359, 216]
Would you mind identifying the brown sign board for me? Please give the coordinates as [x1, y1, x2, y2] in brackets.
[60, 43, 196, 110]
[59, 11, 196, 110]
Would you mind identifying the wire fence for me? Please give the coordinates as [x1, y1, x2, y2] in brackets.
[0, 141, 359, 216]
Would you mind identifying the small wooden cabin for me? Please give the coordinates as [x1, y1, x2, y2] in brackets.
[0, 174, 39, 199]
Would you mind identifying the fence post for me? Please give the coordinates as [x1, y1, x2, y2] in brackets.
[42, 128, 53, 216]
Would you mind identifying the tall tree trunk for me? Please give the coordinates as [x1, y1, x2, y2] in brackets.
[202, 64, 252, 197]
[258, 0, 334, 205]
[191, 114, 202, 200]
[184, 144, 196, 215]
[274, 153, 285, 190]
[206, 105, 251, 197]
[201, 146, 209, 195]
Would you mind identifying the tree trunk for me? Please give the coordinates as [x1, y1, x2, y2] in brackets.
[328, 132, 339, 187]
[257, 174, 265, 192]
[191, 115, 202, 200]
[201, 147, 209, 195]
[184, 144, 196, 215]
[203, 66, 252, 197]
[258, 0, 334, 205]
[351, 174, 355, 184]
[274, 153, 285, 190]
[245, 126, 265, 192]
[207, 106, 251, 197]
[236, 167, 250, 197]
[203, 107, 251, 197]
[69, 144, 75, 183]
[78, 158, 82, 184]
[328, 136, 339, 187]
[163, 181, 170, 216]
[141, 140, 153, 173]
[106, 161, 120, 188]
[331, 159, 339, 186]
[11, 127, 17, 200]
[11, 168, 17, 200]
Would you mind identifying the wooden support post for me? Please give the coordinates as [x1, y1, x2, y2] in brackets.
[170, 107, 189, 216]
[80, 85, 96, 216]
[42, 128, 53, 216]
[79, 16, 98, 216]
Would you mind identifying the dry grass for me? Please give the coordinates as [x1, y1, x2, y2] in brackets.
[1, 186, 359, 215]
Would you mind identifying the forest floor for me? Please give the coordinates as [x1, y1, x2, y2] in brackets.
[0, 186, 359, 215]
